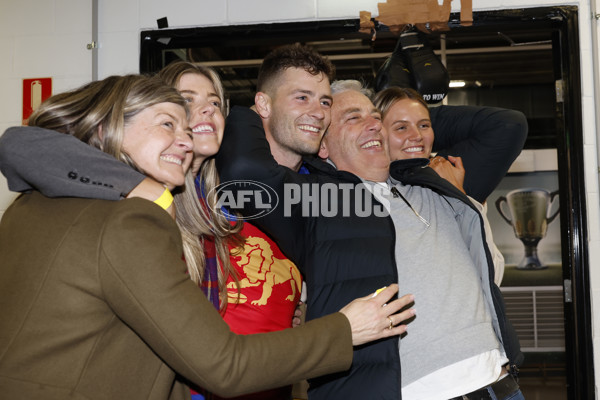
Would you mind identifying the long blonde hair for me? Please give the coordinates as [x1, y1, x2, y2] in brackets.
[159, 61, 244, 309]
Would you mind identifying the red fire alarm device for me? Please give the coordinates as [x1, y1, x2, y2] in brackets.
[23, 77, 52, 125]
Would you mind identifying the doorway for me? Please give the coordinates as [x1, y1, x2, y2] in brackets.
[140, 6, 589, 398]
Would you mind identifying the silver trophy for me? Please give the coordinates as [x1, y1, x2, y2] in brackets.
[495, 188, 559, 270]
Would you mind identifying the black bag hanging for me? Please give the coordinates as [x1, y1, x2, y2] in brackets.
[374, 35, 413, 92]
[375, 28, 450, 104]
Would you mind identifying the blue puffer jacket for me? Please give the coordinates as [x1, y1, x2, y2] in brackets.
[216, 106, 522, 400]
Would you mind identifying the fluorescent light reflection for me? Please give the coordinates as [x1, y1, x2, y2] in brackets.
[449, 80, 466, 88]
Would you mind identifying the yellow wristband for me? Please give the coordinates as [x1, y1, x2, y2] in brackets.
[153, 188, 174, 210]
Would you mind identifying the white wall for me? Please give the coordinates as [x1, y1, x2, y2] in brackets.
[1, 0, 600, 394]
[0, 0, 93, 218]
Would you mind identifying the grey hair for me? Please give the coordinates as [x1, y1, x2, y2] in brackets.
[330, 79, 374, 98]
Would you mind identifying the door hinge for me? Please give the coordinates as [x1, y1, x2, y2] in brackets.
[564, 279, 572, 302]
[555, 79, 564, 103]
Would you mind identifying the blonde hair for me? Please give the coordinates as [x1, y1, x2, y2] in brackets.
[159, 61, 244, 309]
[29, 73, 241, 310]
[29, 74, 187, 169]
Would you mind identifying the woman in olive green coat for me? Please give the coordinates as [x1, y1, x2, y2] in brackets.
[0, 74, 413, 400]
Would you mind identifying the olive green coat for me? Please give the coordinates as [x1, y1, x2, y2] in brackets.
[0, 192, 352, 400]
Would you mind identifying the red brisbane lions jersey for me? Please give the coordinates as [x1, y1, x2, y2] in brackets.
[223, 221, 302, 334]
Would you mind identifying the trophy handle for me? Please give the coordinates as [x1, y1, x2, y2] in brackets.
[547, 190, 560, 223]
[495, 196, 513, 224]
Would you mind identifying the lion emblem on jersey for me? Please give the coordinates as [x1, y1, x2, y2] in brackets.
[228, 236, 301, 306]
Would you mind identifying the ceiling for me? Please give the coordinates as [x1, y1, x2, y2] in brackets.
[140, 6, 568, 148]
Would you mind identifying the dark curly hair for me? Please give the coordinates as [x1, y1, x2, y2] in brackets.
[256, 43, 335, 93]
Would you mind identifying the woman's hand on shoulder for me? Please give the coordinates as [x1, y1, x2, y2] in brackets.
[430, 155, 466, 194]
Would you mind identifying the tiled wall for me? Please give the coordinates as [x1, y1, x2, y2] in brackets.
[1, 0, 600, 392]
[0, 0, 93, 219]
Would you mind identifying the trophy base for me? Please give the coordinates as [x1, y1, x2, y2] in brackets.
[516, 257, 548, 270]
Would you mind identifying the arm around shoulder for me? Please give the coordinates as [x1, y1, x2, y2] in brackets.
[98, 199, 353, 397]
[0, 126, 144, 200]
[216, 106, 282, 184]
[431, 105, 528, 202]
